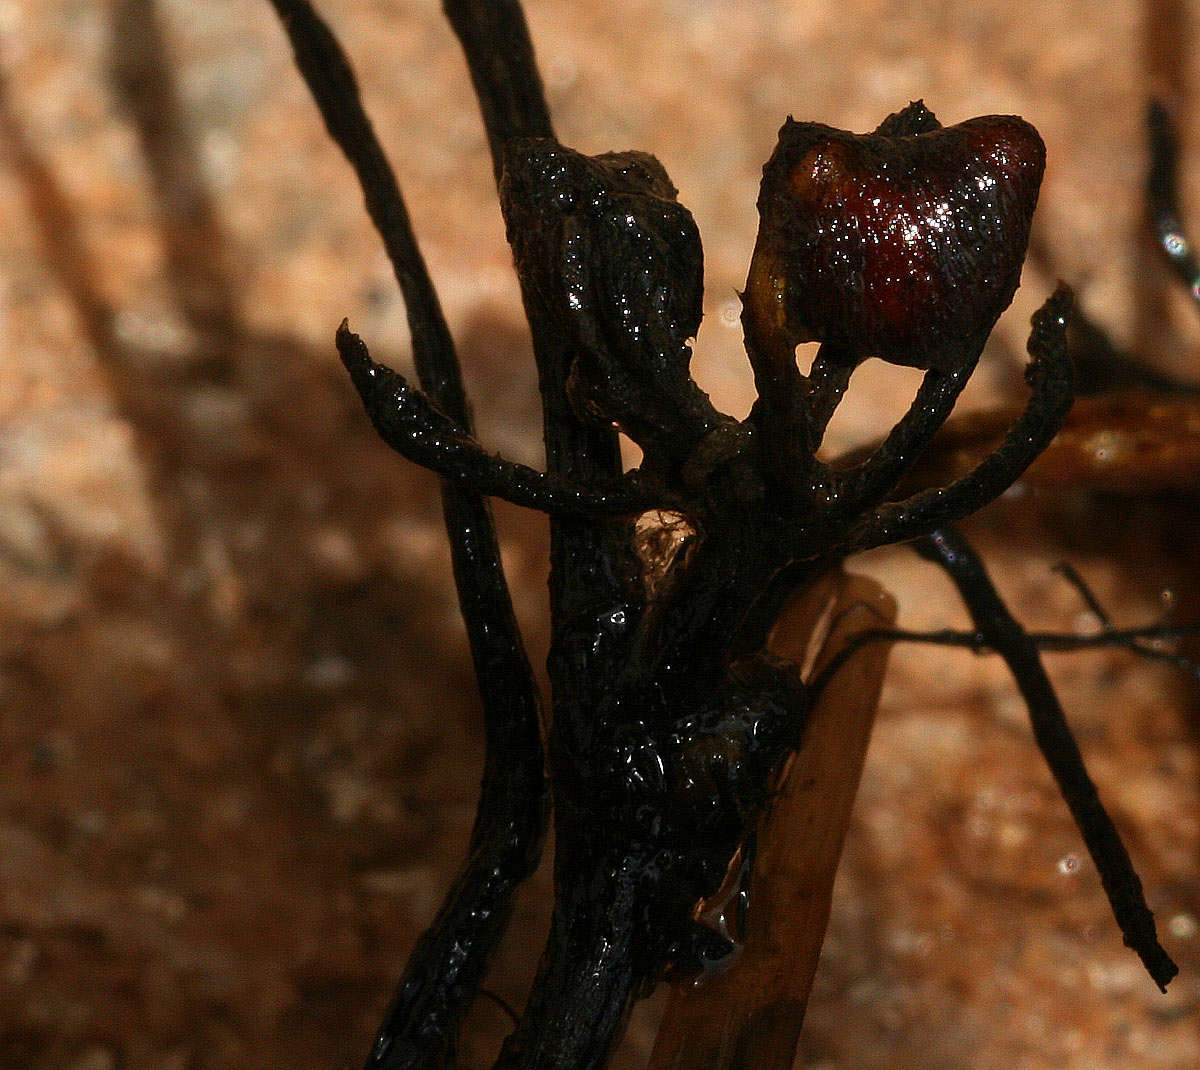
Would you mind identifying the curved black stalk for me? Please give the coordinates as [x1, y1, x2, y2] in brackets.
[825, 350, 974, 513]
[823, 354, 979, 518]
[846, 286, 1074, 553]
[271, 0, 466, 411]
[335, 324, 677, 517]
[916, 527, 1178, 991]
[267, 4, 547, 1066]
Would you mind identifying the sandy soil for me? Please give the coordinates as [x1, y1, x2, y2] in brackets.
[0, 1, 1197, 1067]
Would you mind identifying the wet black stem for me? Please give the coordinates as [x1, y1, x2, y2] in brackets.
[493, 844, 644, 1069]
[444, 0, 627, 626]
[335, 325, 675, 517]
[442, 3, 652, 1065]
[271, 0, 465, 413]
[825, 352, 979, 520]
[916, 527, 1178, 991]
[442, 0, 556, 186]
[846, 287, 1074, 553]
[267, 4, 547, 1067]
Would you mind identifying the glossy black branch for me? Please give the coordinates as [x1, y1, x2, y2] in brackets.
[845, 286, 1074, 553]
[824, 356, 979, 520]
[268, 4, 548, 1066]
[448, 0, 627, 633]
[916, 527, 1178, 992]
[1147, 98, 1200, 313]
[442, 0, 555, 187]
[337, 323, 673, 516]
[270, 0, 466, 414]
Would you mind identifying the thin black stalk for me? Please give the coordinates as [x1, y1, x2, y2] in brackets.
[442, 0, 555, 186]
[825, 355, 978, 519]
[267, 4, 547, 1066]
[1049, 562, 1200, 679]
[271, 0, 465, 413]
[1036, 623, 1200, 646]
[1053, 561, 1114, 626]
[847, 287, 1074, 552]
[808, 623, 1200, 696]
[916, 527, 1178, 991]
[336, 323, 676, 517]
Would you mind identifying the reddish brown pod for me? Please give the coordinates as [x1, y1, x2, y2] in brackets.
[744, 103, 1045, 370]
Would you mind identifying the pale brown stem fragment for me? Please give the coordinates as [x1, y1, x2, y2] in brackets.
[649, 569, 897, 1070]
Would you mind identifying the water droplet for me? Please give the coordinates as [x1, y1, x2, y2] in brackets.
[1057, 853, 1080, 876]
[1164, 232, 1188, 257]
[1169, 912, 1197, 939]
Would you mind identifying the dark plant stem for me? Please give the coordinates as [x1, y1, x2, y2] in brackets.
[443, 1, 648, 1062]
[826, 355, 978, 518]
[444, 0, 629, 625]
[268, 4, 547, 1066]
[271, 2, 1184, 1065]
[270, 0, 463, 412]
[442, 0, 555, 184]
[335, 324, 675, 517]
[494, 842, 646, 1069]
[847, 287, 1074, 552]
[916, 527, 1178, 991]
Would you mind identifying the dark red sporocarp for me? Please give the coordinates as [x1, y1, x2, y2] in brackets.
[745, 105, 1045, 369]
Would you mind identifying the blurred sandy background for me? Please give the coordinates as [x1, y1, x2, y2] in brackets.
[0, 0, 1198, 1066]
